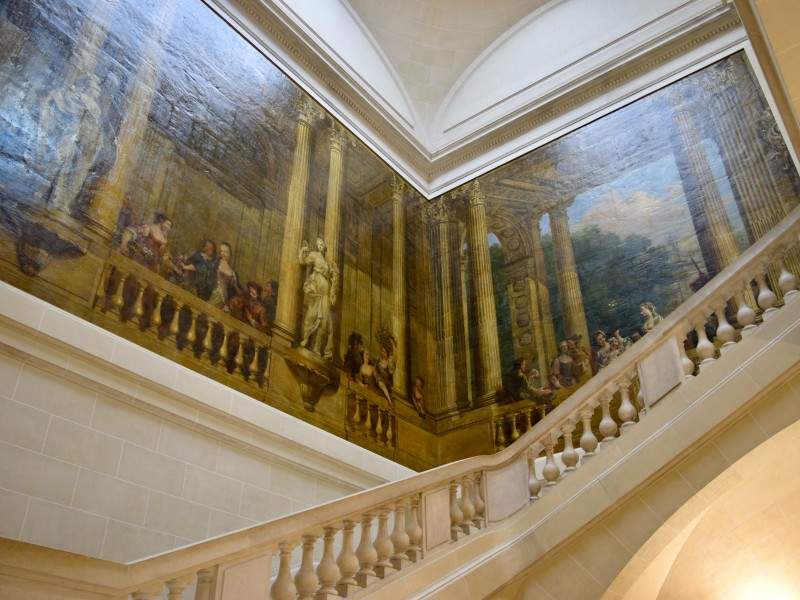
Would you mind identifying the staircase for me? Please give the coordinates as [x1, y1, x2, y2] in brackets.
[1, 207, 799, 600]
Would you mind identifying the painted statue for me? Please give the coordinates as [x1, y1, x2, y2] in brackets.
[640, 302, 664, 333]
[299, 237, 338, 359]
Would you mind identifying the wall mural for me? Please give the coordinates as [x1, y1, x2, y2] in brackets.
[438, 51, 800, 429]
[0, 0, 797, 469]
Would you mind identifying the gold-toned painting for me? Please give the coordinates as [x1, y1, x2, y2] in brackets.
[0, 0, 797, 469]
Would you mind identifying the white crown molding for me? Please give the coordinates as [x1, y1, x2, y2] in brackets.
[202, 0, 744, 197]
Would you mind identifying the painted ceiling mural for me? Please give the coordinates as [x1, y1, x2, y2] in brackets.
[0, 0, 797, 469]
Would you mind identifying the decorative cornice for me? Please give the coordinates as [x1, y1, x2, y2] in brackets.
[205, 0, 744, 197]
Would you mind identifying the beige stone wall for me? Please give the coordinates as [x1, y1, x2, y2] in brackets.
[0, 282, 413, 563]
[751, 0, 800, 121]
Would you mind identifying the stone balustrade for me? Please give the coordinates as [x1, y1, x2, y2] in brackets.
[2, 206, 799, 599]
[345, 382, 397, 450]
[95, 252, 271, 388]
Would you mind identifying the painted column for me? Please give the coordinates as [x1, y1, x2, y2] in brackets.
[464, 181, 503, 400]
[424, 197, 458, 416]
[549, 205, 590, 346]
[706, 61, 787, 242]
[391, 175, 408, 395]
[705, 61, 800, 277]
[274, 96, 321, 344]
[85, 0, 177, 238]
[321, 123, 347, 359]
[530, 213, 557, 369]
[672, 102, 741, 272]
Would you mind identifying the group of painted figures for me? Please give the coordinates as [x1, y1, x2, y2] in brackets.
[507, 302, 664, 407]
[116, 210, 278, 332]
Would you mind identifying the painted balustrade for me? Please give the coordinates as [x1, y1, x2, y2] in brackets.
[345, 384, 397, 453]
[1, 207, 799, 600]
[95, 251, 271, 387]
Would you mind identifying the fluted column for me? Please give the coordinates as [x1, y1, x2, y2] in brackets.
[84, 1, 177, 237]
[672, 103, 740, 272]
[391, 175, 408, 394]
[425, 197, 458, 415]
[465, 181, 503, 399]
[549, 205, 590, 346]
[321, 123, 348, 359]
[705, 61, 800, 278]
[274, 96, 321, 344]
[529, 213, 557, 376]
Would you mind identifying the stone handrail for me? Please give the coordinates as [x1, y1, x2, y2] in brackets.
[2, 206, 799, 599]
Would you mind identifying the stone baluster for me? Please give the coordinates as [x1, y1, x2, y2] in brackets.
[234, 337, 245, 367]
[522, 409, 533, 433]
[617, 379, 637, 429]
[355, 515, 378, 587]
[203, 319, 215, 352]
[133, 284, 146, 319]
[713, 303, 737, 353]
[542, 435, 561, 486]
[317, 526, 341, 598]
[778, 261, 799, 301]
[390, 499, 410, 570]
[755, 271, 778, 319]
[195, 567, 216, 600]
[186, 311, 198, 345]
[449, 481, 464, 541]
[459, 475, 476, 535]
[168, 302, 181, 337]
[373, 508, 394, 578]
[678, 333, 695, 380]
[365, 404, 375, 439]
[736, 284, 758, 335]
[151, 292, 163, 327]
[336, 520, 360, 596]
[494, 419, 507, 450]
[295, 534, 319, 600]
[509, 413, 520, 443]
[561, 422, 579, 471]
[579, 405, 599, 457]
[694, 318, 717, 371]
[471, 473, 486, 527]
[778, 255, 799, 303]
[598, 390, 618, 442]
[166, 576, 192, 600]
[406, 496, 423, 562]
[376, 406, 386, 443]
[218, 327, 230, 361]
[528, 445, 543, 500]
[271, 542, 297, 600]
[111, 272, 126, 310]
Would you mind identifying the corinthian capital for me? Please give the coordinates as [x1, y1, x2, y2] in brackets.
[296, 94, 325, 126]
[423, 196, 455, 225]
[466, 180, 485, 207]
[329, 122, 351, 152]
[391, 174, 408, 201]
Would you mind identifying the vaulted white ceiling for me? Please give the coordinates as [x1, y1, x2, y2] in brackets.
[345, 0, 550, 137]
[214, 0, 742, 195]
